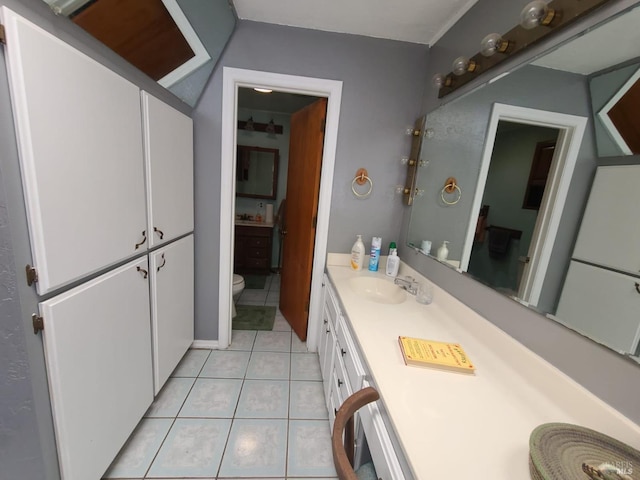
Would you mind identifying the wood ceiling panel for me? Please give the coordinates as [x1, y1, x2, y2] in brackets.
[72, 0, 194, 81]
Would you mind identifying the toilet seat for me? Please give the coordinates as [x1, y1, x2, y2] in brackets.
[233, 274, 244, 286]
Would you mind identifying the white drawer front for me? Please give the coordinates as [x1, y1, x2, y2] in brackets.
[336, 315, 366, 391]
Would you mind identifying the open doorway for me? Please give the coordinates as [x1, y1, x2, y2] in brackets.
[219, 68, 343, 351]
[233, 88, 325, 341]
[467, 122, 560, 297]
[460, 103, 587, 307]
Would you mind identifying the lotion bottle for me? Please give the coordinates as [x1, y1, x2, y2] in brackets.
[437, 241, 449, 261]
[386, 249, 400, 277]
[350, 235, 365, 270]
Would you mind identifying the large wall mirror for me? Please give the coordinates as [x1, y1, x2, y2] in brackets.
[408, 3, 640, 360]
[42, 0, 235, 106]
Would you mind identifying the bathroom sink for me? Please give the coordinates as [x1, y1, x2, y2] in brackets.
[348, 276, 407, 304]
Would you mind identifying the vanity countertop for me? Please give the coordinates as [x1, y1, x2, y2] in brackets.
[326, 255, 640, 479]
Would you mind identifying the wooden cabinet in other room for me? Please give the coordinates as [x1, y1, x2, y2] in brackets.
[234, 225, 273, 274]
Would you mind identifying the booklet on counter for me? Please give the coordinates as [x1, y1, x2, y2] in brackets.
[398, 336, 475, 374]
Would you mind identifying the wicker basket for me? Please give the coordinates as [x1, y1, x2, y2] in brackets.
[529, 423, 640, 479]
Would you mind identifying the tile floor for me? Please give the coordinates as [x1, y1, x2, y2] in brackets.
[236, 273, 282, 308]
[103, 275, 336, 479]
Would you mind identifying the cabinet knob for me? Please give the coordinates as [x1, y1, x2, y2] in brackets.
[341, 348, 347, 357]
[337, 378, 343, 387]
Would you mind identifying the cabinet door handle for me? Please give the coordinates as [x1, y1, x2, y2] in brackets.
[635, 282, 640, 294]
[323, 319, 328, 325]
[156, 253, 166, 272]
[134, 230, 147, 250]
[326, 329, 330, 334]
[337, 378, 343, 387]
[153, 226, 164, 240]
[136, 266, 148, 279]
[341, 348, 347, 357]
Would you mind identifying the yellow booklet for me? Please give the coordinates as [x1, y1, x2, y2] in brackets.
[398, 336, 475, 374]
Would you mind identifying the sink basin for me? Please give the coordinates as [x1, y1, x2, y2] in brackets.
[348, 276, 406, 304]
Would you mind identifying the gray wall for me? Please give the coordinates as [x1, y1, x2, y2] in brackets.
[0, 1, 193, 478]
[400, 0, 640, 424]
[193, 21, 429, 339]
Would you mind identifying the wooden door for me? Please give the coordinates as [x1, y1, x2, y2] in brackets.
[150, 235, 194, 394]
[142, 91, 194, 247]
[3, 9, 147, 294]
[279, 98, 327, 340]
[39, 258, 153, 480]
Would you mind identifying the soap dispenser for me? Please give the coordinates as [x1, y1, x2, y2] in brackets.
[437, 241, 449, 261]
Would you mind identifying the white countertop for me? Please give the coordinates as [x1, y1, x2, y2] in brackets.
[326, 255, 640, 479]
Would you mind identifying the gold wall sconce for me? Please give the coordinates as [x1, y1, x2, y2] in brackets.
[434, 0, 613, 98]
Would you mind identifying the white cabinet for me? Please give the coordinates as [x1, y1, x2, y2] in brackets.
[557, 260, 640, 354]
[557, 165, 640, 355]
[321, 275, 403, 479]
[142, 91, 194, 247]
[39, 258, 153, 480]
[150, 235, 195, 394]
[2, 7, 147, 294]
[572, 165, 640, 275]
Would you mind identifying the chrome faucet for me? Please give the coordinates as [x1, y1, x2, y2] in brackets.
[394, 276, 418, 295]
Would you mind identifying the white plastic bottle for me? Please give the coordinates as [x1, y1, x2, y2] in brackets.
[350, 235, 366, 270]
[385, 249, 400, 277]
[437, 241, 449, 261]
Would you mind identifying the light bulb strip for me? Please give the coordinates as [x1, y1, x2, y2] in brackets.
[435, 0, 612, 99]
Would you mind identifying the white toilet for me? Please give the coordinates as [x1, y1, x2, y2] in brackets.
[232, 274, 245, 317]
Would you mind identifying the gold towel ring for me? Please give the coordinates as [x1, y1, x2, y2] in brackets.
[441, 177, 461, 205]
[352, 168, 373, 198]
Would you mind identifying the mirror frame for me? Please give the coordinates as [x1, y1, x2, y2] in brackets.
[235, 145, 279, 200]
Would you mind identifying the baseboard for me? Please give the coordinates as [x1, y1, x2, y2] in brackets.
[191, 339, 220, 349]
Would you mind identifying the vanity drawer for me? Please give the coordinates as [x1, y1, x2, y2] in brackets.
[325, 280, 341, 327]
[248, 237, 270, 248]
[336, 315, 365, 391]
[334, 347, 353, 402]
[247, 247, 268, 259]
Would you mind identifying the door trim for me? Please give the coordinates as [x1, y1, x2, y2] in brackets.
[220, 67, 343, 350]
[460, 103, 586, 307]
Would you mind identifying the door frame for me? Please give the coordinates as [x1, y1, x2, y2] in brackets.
[460, 103, 586, 307]
[219, 67, 342, 350]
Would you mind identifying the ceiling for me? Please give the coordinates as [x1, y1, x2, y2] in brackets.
[232, 0, 479, 46]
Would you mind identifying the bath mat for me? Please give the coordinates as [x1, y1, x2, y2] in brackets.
[243, 274, 267, 289]
[233, 305, 276, 330]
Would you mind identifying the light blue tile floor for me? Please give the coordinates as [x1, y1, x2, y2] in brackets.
[103, 318, 337, 479]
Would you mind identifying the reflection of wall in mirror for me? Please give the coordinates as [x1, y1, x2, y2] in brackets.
[409, 64, 595, 314]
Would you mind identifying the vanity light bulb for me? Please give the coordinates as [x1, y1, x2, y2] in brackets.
[480, 33, 508, 57]
[452, 56, 477, 76]
[432, 73, 445, 88]
[520, 0, 555, 29]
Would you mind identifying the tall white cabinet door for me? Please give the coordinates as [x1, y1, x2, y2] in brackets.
[556, 260, 640, 354]
[150, 235, 194, 393]
[142, 91, 194, 247]
[572, 165, 640, 275]
[39, 258, 153, 480]
[2, 8, 147, 294]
